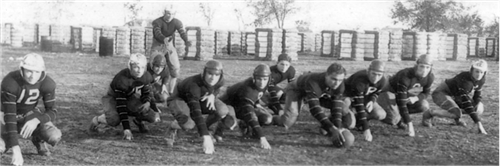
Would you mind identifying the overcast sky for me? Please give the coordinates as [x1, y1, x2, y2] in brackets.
[1, 0, 498, 32]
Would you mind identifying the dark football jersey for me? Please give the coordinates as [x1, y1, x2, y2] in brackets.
[269, 65, 296, 86]
[108, 68, 155, 130]
[1, 70, 57, 147]
[221, 77, 266, 138]
[176, 73, 224, 136]
[147, 63, 170, 85]
[388, 67, 434, 123]
[293, 72, 345, 128]
[344, 69, 387, 130]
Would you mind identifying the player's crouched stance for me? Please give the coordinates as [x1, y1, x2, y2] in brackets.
[166, 60, 237, 154]
[273, 63, 354, 148]
[378, 54, 434, 137]
[1, 53, 62, 166]
[343, 60, 388, 142]
[89, 53, 161, 140]
[218, 64, 274, 150]
[422, 59, 488, 134]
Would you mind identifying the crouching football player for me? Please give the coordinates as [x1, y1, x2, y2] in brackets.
[263, 53, 296, 115]
[422, 59, 488, 134]
[1, 53, 62, 166]
[343, 60, 387, 142]
[218, 64, 274, 150]
[273, 63, 354, 148]
[166, 60, 236, 154]
[147, 53, 171, 103]
[378, 54, 434, 137]
[89, 53, 161, 140]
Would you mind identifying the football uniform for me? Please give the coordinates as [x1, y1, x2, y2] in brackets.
[264, 65, 296, 114]
[344, 69, 387, 130]
[220, 77, 270, 139]
[379, 67, 434, 125]
[276, 72, 350, 131]
[168, 74, 231, 136]
[147, 63, 170, 102]
[432, 71, 485, 122]
[1, 70, 61, 149]
[151, 17, 188, 79]
[103, 68, 159, 130]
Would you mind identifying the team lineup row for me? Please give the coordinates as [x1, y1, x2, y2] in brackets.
[0, 8, 490, 165]
[0, 51, 489, 165]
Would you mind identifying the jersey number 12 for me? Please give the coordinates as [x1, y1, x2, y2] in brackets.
[17, 89, 40, 105]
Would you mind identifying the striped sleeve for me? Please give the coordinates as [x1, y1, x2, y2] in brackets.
[185, 85, 209, 136]
[174, 20, 188, 43]
[458, 88, 480, 123]
[305, 82, 335, 130]
[152, 19, 167, 43]
[38, 78, 58, 123]
[115, 89, 131, 130]
[395, 80, 411, 124]
[238, 91, 264, 138]
[1, 78, 20, 148]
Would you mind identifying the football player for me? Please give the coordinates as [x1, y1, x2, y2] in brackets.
[264, 53, 296, 115]
[89, 53, 161, 140]
[218, 64, 273, 150]
[1, 53, 62, 166]
[273, 63, 353, 148]
[151, 7, 192, 97]
[147, 54, 170, 103]
[378, 54, 434, 137]
[166, 60, 236, 154]
[343, 59, 388, 142]
[422, 59, 488, 134]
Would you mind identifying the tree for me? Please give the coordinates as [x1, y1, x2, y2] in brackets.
[295, 20, 312, 32]
[391, 0, 464, 32]
[124, 0, 143, 22]
[484, 16, 499, 37]
[247, 0, 299, 28]
[199, 3, 216, 27]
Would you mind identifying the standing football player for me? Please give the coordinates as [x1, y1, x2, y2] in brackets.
[273, 63, 354, 148]
[343, 59, 387, 142]
[147, 54, 170, 103]
[1, 53, 62, 166]
[166, 60, 236, 154]
[218, 64, 273, 150]
[264, 53, 296, 115]
[89, 53, 161, 139]
[422, 59, 488, 134]
[378, 54, 434, 137]
[151, 7, 192, 97]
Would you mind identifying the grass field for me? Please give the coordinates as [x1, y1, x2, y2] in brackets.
[1, 47, 498, 165]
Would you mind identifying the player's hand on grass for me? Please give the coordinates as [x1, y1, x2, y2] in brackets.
[363, 129, 373, 142]
[477, 122, 487, 135]
[407, 122, 415, 137]
[202, 135, 215, 154]
[123, 129, 133, 140]
[11, 145, 23, 166]
[21, 118, 40, 138]
[259, 137, 271, 149]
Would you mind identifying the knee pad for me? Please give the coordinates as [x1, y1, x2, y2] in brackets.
[40, 124, 62, 146]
